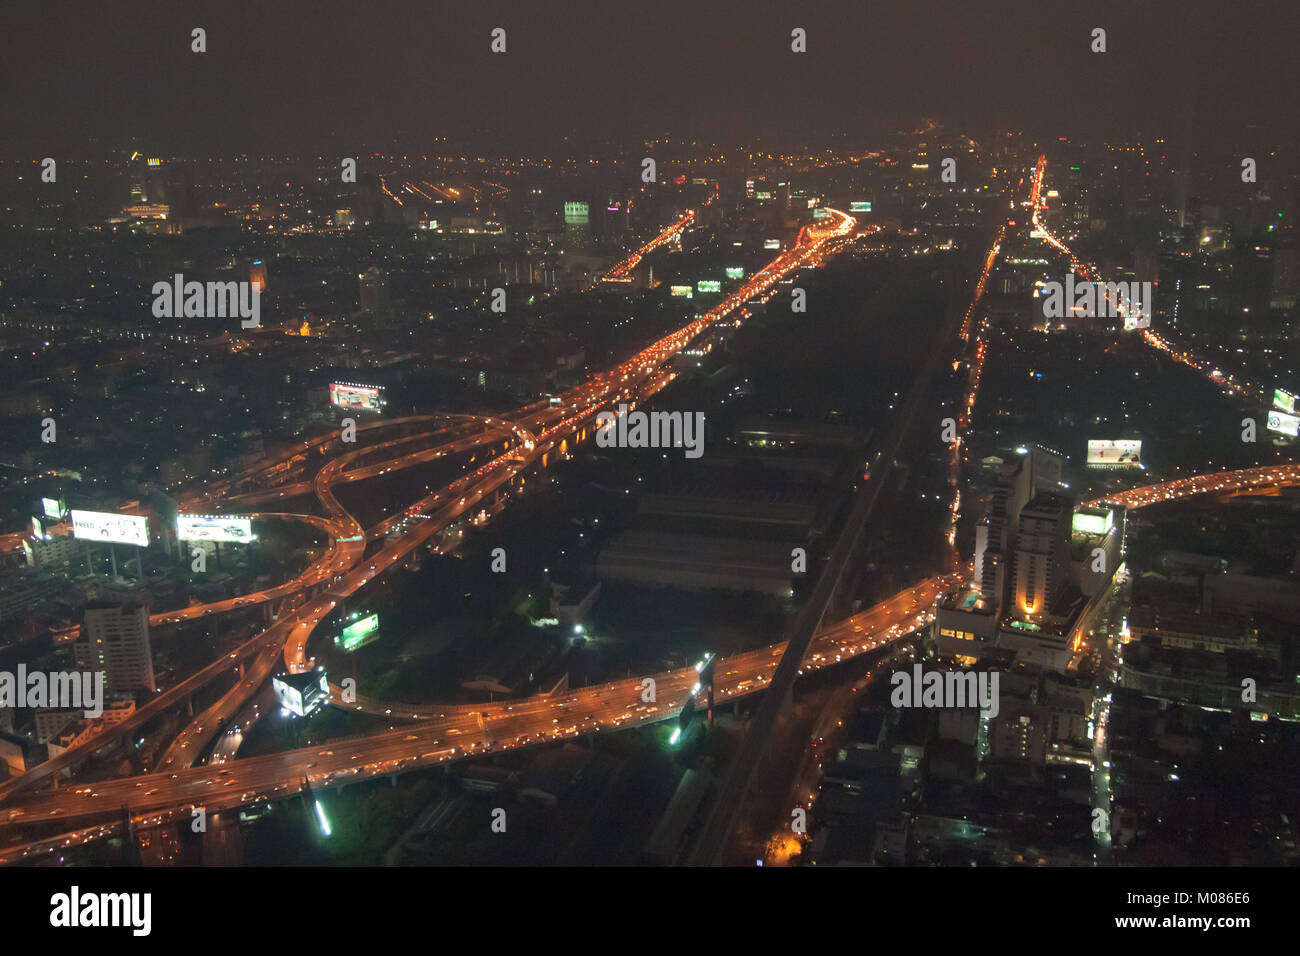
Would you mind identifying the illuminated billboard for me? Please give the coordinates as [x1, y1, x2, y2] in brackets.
[563, 202, 589, 225]
[1267, 410, 1300, 437]
[177, 515, 255, 543]
[669, 285, 694, 298]
[763, 239, 781, 250]
[329, 382, 384, 413]
[273, 671, 330, 718]
[1071, 510, 1114, 536]
[1086, 440, 1143, 468]
[41, 497, 65, 519]
[849, 201, 872, 212]
[724, 267, 744, 280]
[1273, 388, 1296, 414]
[812, 208, 829, 220]
[70, 510, 150, 547]
[696, 280, 722, 293]
[335, 613, 380, 652]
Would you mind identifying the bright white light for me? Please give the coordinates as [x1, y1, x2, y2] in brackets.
[314, 801, 331, 837]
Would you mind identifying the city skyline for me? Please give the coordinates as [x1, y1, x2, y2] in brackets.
[0, 1, 1297, 912]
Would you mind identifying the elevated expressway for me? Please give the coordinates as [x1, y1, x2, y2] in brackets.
[0, 209, 857, 820]
[4, 196, 1295, 858]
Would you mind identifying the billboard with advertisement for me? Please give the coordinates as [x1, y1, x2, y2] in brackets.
[763, 239, 781, 250]
[669, 285, 693, 298]
[41, 497, 65, 519]
[724, 267, 744, 279]
[1267, 410, 1300, 437]
[273, 677, 304, 717]
[177, 515, 255, 543]
[1273, 388, 1296, 414]
[1071, 510, 1114, 536]
[1086, 439, 1143, 468]
[335, 613, 380, 651]
[70, 510, 150, 547]
[273, 671, 330, 718]
[563, 202, 589, 224]
[696, 280, 722, 293]
[329, 382, 384, 413]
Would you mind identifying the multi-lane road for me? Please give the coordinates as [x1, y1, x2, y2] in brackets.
[6, 185, 1294, 863]
[0, 208, 858, 836]
[0, 574, 951, 858]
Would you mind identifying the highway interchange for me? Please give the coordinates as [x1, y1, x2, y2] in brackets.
[3, 171, 1297, 863]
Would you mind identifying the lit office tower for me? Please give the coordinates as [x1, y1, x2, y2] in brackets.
[773, 182, 792, 228]
[603, 198, 630, 238]
[359, 266, 390, 315]
[1010, 494, 1072, 619]
[128, 154, 165, 205]
[563, 201, 592, 249]
[249, 259, 267, 293]
[76, 602, 155, 695]
[973, 446, 1065, 609]
[129, 162, 147, 204]
[974, 456, 1033, 607]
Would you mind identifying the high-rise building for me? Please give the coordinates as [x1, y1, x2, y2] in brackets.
[359, 266, 390, 315]
[128, 154, 148, 204]
[249, 259, 267, 293]
[603, 199, 630, 239]
[127, 153, 165, 206]
[1010, 494, 1072, 619]
[1134, 243, 1159, 288]
[563, 201, 592, 250]
[1070, 505, 1124, 598]
[942, 448, 1075, 664]
[1270, 248, 1299, 311]
[974, 455, 1034, 607]
[76, 602, 155, 695]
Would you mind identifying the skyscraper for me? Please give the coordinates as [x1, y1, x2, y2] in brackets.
[76, 602, 155, 695]
[127, 153, 165, 205]
[975, 455, 1034, 607]
[1010, 494, 1072, 619]
[359, 266, 390, 316]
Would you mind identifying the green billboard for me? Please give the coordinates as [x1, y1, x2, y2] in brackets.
[336, 613, 379, 651]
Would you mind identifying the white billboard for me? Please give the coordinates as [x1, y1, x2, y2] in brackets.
[70, 510, 149, 547]
[1267, 410, 1300, 437]
[1086, 439, 1143, 468]
[273, 672, 329, 718]
[177, 515, 255, 543]
[41, 497, 65, 519]
[273, 676, 305, 717]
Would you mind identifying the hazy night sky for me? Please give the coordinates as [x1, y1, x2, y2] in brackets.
[4, 0, 1297, 154]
